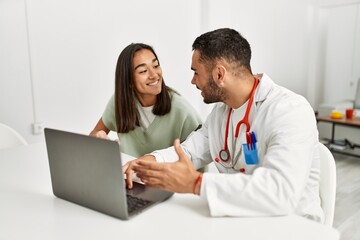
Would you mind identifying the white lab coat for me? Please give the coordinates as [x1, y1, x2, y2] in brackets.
[152, 73, 324, 222]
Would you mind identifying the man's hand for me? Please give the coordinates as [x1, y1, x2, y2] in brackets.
[133, 139, 201, 194]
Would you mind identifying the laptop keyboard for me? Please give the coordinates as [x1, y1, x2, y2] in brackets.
[126, 194, 153, 214]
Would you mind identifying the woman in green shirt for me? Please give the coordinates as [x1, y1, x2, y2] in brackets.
[90, 43, 202, 157]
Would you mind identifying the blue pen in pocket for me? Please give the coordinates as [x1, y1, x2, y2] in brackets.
[243, 131, 259, 165]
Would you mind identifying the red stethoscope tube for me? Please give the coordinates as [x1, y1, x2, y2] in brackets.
[218, 78, 259, 162]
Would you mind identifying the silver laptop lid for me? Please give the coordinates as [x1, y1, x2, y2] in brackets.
[44, 128, 173, 220]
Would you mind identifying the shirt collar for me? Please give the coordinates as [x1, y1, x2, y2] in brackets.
[254, 73, 274, 104]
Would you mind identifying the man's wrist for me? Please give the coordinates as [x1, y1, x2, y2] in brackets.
[193, 173, 203, 195]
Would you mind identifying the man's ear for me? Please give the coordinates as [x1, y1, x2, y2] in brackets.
[212, 64, 226, 86]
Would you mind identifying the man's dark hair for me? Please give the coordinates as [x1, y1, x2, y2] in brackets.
[192, 28, 252, 73]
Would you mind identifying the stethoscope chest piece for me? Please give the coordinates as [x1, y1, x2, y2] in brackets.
[219, 149, 230, 162]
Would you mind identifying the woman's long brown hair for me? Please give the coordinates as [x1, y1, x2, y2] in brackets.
[114, 43, 174, 133]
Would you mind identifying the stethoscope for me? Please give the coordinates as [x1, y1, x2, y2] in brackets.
[215, 77, 259, 168]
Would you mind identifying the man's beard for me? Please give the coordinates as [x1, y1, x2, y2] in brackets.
[202, 76, 228, 104]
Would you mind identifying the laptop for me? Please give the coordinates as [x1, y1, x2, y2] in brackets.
[44, 127, 174, 220]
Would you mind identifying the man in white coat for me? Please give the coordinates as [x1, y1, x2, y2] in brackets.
[124, 28, 324, 222]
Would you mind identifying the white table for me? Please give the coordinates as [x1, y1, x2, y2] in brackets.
[0, 143, 340, 240]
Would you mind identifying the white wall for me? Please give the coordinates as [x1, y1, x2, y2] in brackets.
[1, 0, 203, 143]
[203, 0, 315, 97]
[0, 0, 35, 141]
[1, 0, 354, 144]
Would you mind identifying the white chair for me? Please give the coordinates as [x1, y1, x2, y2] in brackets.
[318, 142, 337, 226]
[0, 123, 28, 150]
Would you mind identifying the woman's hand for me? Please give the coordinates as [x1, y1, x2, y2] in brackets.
[123, 155, 156, 189]
[92, 130, 110, 140]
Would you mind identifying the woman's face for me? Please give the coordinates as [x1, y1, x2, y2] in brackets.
[132, 49, 163, 106]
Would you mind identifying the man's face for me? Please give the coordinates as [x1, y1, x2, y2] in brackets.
[191, 50, 227, 104]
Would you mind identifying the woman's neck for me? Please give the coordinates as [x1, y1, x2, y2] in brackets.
[136, 94, 156, 107]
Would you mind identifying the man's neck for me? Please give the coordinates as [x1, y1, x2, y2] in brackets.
[224, 75, 256, 109]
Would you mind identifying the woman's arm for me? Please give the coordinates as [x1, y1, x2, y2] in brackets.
[90, 118, 110, 139]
